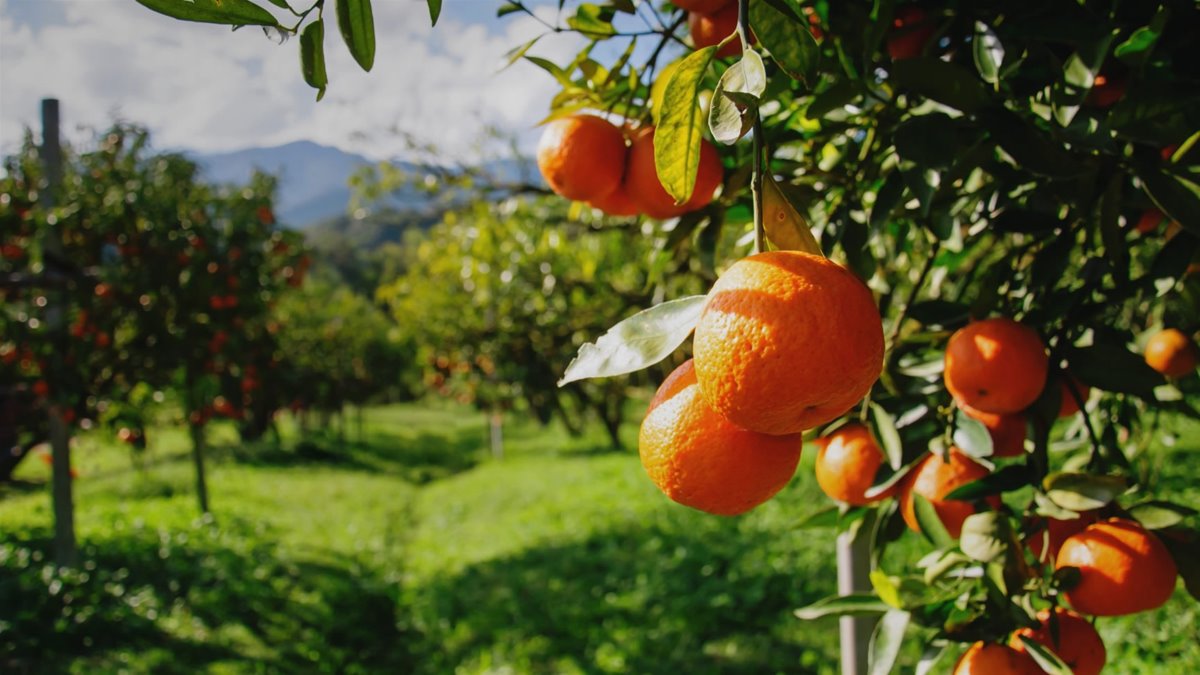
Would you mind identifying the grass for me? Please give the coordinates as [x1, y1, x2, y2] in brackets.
[1, 403, 1198, 673]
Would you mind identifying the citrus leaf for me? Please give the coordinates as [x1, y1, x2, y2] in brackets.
[944, 464, 1032, 501]
[1017, 636, 1073, 675]
[795, 593, 890, 620]
[336, 0, 375, 72]
[1128, 501, 1197, 530]
[1114, 5, 1168, 68]
[894, 113, 961, 169]
[913, 493, 955, 547]
[795, 504, 840, 529]
[973, 21, 1004, 85]
[870, 570, 903, 609]
[889, 58, 990, 113]
[1160, 530, 1200, 601]
[656, 47, 716, 204]
[749, 0, 819, 84]
[558, 296, 706, 385]
[865, 460, 915, 500]
[501, 36, 542, 71]
[762, 176, 823, 255]
[871, 403, 904, 471]
[953, 410, 994, 459]
[709, 50, 766, 145]
[135, 0, 278, 25]
[1064, 342, 1166, 399]
[916, 642, 950, 675]
[426, 0, 442, 26]
[1139, 166, 1200, 236]
[1043, 472, 1128, 511]
[567, 3, 616, 38]
[982, 109, 1081, 178]
[959, 511, 1010, 563]
[868, 609, 910, 675]
[300, 19, 328, 102]
[870, 171, 906, 230]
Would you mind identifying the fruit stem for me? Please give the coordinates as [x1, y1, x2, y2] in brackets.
[736, 0, 765, 254]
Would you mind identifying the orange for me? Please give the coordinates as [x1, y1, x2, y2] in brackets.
[899, 447, 999, 538]
[1143, 328, 1198, 378]
[624, 128, 723, 219]
[672, 0, 731, 14]
[588, 183, 640, 217]
[1134, 208, 1165, 235]
[887, 6, 936, 61]
[692, 251, 884, 435]
[953, 642, 1040, 675]
[1056, 518, 1178, 616]
[1057, 374, 1090, 417]
[688, 3, 747, 59]
[1027, 512, 1098, 563]
[639, 360, 803, 515]
[1086, 70, 1127, 108]
[958, 401, 1026, 458]
[536, 114, 627, 202]
[944, 317, 1049, 414]
[1010, 608, 1106, 675]
[814, 424, 892, 506]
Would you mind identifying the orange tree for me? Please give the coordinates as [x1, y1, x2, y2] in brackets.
[134, 0, 1200, 669]
[0, 124, 307, 512]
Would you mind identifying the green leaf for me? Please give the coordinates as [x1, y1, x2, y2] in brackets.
[982, 109, 1081, 178]
[953, 410, 994, 459]
[609, 0, 636, 13]
[868, 610, 910, 675]
[795, 593, 890, 621]
[912, 493, 954, 547]
[1064, 341, 1166, 399]
[709, 51, 766, 145]
[135, 0, 278, 25]
[889, 58, 990, 113]
[870, 171, 906, 231]
[944, 464, 1032, 501]
[558, 296, 707, 385]
[808, 79, 859, 118]
[894, 113, 961, 169]
[1100, 173, 1127, 284]
[336, 0, 375, 71]
[497, 2, 523, 18]
[1128, 501, 1197, 530]
[871, 403, 904, 471]
[656, 47, 716, 204]
[300, 19, 328, 102]
[973, 21, 1004, 85]
[959, 511, 1010, 563]
[795, 504, 840, 529]
[1043, 472, 1128, 511]
[749, 0, 820, 84]
[865, 461, 914, 500]
[1017, 636, 1074, 675]
[916, 642, 950, 675]
[1139, 167, 1200, 237]
[524, 56, 575, 88]
[870, 570, 903, 609]
[1160, 530, 1200, 601]
[567, 3, 616, 38]
[501, 36, 542, 71]
[426, 0, 442, 26]
[1114, 6, 1169, 68]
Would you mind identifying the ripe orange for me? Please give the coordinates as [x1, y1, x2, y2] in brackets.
[536, 114, 627, 202]
[1010, 608, 1106, 675]
[624, 128, 724, 219]
[1086, 70, 1127, 108]
[887, 6, 936, 61]
[958, 401, 1026, 458]
[672, 0, 731, 14]
[944, 317, 1049, 415]
[692, 251, 884, 435]
[1027, 512, 1098, 563]
[588, 183, 640, 217]
[953, 642, 1040, 675]
[688, 3, 747, 59]
[639, 360, 803, 515]
[899, 447, 999, 538]
[1056, 518, 1178, 616]
[1057, 374, 1090, 418]
[815, 424, 892, 506]
[1134, 208, 1165, 235]
[1143, 328, 1198, 378]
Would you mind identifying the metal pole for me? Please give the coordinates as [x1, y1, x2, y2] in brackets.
[41, 98, 77, 568]
[837, 530, 872, 675]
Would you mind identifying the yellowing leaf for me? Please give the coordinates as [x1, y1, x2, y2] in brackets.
[762, 176, 822, 256]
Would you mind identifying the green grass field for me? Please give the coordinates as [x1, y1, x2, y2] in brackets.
[1, 404, 1197, 673]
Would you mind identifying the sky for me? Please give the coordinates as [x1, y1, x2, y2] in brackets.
[0, 0, 605, 162]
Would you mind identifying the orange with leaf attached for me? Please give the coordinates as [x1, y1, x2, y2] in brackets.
[899, 447, 999, 538]
[1010, 608, 1106, 675]
[815, 424, 893, 506]
[624, 128, 724, 219]
[1056, 518, 1178, 616]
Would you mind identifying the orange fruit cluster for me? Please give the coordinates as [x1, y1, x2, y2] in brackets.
[536, 114, 723, 219]
[640, 251, 885, 515]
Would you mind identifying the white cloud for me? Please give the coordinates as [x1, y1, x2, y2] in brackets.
[0, 0, 585, 161]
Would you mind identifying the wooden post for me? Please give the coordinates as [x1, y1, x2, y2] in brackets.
[837, 531, 872, 675]
[42, 98, 78, 568]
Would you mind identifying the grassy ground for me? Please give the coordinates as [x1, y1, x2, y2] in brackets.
[1, 404, 1197, 673]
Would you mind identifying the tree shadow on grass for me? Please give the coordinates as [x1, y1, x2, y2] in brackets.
[0, 522, 415, 673]
[405, 521, 841, 674]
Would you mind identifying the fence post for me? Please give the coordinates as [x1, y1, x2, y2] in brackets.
[837, 530, 872, 675]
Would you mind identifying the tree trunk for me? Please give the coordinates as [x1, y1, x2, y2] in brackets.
[190, 422, 211, 515]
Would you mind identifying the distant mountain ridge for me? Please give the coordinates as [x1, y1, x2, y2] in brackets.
[190, 140, 539, 229]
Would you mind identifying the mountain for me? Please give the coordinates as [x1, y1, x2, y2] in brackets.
[191, 141, 540, 229]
